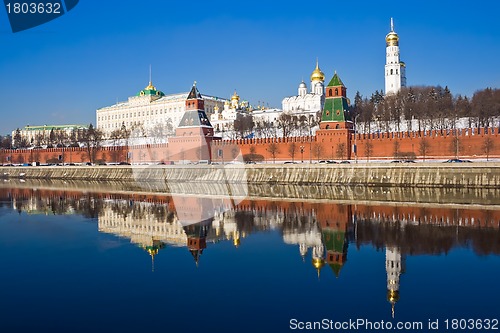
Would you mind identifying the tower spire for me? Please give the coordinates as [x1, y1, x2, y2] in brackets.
[390, 17, 394, 32]
[149, 64, 152, 85]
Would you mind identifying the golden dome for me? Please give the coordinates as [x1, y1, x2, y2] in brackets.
[312, 257, 325, 270]
[387, 290, 400, 303]
[231, 90, 240, 101]
[233, 238, 240, 247]
[310, 60, 325, 82]
[386, 31, 399, 46]
[145, 81, 156, 91]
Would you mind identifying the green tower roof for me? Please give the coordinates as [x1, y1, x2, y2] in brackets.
[322, 229, 346, 253]
[327, 72, 344, 87]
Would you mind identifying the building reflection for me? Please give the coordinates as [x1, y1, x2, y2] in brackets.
[1, 187, 499, 317]
[386, 247, 405, 318]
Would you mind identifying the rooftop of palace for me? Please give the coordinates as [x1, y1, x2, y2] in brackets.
[97, 91, 230, 111]
[20, 124, 89, 131]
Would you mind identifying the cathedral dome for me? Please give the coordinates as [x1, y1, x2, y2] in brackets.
[310, 61, 325, 82]
[386, 31, 399, 46]
[387, 289, 400, 303]
[312, 257, 325, 270]
[231, 91, 240, 101]
[299, 81, 307, 88]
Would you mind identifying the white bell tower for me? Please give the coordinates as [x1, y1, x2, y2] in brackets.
[385, 18, 406, 95]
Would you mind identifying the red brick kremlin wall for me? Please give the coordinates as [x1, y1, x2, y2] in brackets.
[213, 127, 500, 162]
[1, 127, 499, 164]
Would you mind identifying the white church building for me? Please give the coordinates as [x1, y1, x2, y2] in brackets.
[281, 60, 325, 117]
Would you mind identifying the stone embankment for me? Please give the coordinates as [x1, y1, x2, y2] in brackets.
[1, 163, 500, 188]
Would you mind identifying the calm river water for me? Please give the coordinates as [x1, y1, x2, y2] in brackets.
[0, 184, 499, 333]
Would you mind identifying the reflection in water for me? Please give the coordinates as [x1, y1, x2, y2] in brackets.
[386, 247, 405, 319]
[1, 187, 499, 318]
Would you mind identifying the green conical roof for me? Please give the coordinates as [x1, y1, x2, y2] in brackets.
[327, 72, 344, 87]
[329, 263, 343, 278]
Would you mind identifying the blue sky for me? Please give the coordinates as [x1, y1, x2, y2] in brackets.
[0, 0, 499, 134]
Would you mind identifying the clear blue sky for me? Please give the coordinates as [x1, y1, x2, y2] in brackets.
[0, 0, 499, 134]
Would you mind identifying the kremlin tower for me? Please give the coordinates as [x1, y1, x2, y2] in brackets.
[315, 71, 353, 160]
[168, 82, 218, 162]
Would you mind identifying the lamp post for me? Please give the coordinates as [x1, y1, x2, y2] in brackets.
[300, 145, 305, 163]
[9, 138, 13, 165]
[354, 114, 360, 164]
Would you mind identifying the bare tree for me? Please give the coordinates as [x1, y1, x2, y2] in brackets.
[234, 113, 254, 139]
[419, 138, 431, 161]
[69, 128, 83, 147]
[276, 113, 296, 138]
[267, 142, 280, 163]
[109, 129, 122, 146]
[450, 135, 462, 159]
[312, 143, 324, 161]
[47, 129, 56, 148]
[247, 145, 257, 163]
[288, 142, 297, 162]
[364, 141, 374, 162]
[34, 133, 46, 147]
[120, 123, 131, 147]
[1, 135, 12, 149]
[255, 119, 278, 138]
[482, 137, 495, 161]
[393, 141, 401, 159]
[13, 128, 24, 148]
[231, 145, 240, 160]
[148, 122, 166, 144]
[82, 124, 104, 163]
[336, 143, 347, 160]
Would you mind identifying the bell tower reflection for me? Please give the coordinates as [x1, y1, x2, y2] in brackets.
[312, 244, 325, 279]
[385, 246, 406, 318]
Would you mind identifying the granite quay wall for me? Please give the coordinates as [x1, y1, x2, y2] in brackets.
[1, 163, 500, 188]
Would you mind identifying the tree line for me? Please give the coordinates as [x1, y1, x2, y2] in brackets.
[226, 112, 320, 140]
[351, 86, 500, 133]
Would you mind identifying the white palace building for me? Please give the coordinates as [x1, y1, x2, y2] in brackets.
[96, 80, 229, 136]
